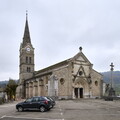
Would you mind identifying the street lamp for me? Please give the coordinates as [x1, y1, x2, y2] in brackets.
[110, 62, 114, 88]
[108, 63, 116, 97]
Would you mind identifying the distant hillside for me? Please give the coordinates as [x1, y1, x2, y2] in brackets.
[101, 71, 120, 84]
[0, 80, 18, 88]
[101, 71, 120, 95]
[0, 81, 8, 88]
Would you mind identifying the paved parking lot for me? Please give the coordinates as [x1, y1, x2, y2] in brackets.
[0, 99, 120, 120]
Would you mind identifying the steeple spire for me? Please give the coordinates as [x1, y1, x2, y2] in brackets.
[22, 11, 31, 47]
[26, 10, 28, 20]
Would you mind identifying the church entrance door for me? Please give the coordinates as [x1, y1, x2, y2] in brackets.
[74, 88, 83, 98]
[74, 88, 78, 98]
[79, 88, 83, 98]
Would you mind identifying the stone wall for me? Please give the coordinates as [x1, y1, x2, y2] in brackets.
[52, 65, 71, 99]
[91, 70, 103, 98]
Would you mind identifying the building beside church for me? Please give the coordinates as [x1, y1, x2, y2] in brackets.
[16, 16, 103, 99]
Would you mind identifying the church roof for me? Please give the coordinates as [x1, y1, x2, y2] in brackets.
[34, 47, 92, 77]
[72, 51, 92, 65]
[24, 47, 102, 82]
[34, 59, 70, 77]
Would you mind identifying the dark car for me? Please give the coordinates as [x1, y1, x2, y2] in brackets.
[46, 96, 56, 108]
[16, 96, 52, 112]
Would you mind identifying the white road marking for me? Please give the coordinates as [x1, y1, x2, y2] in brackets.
[58, 104, 64, 119]
[0, 115, 6, 119]
[61, 112, 63, 115]
[0, 104, 15, 107]
[1, 115, 64, 120]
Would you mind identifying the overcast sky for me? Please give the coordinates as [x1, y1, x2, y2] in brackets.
[0, 0, 120, 81]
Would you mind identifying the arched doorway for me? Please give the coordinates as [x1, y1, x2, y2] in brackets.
[74, 88, 83, 98]
[72, 78, 88, 99]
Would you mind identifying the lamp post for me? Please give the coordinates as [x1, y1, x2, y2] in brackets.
[108, 62, 116, 97]
[110, 63, 114, 88]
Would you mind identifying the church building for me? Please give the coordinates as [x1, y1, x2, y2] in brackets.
[16, 15, 103, 99]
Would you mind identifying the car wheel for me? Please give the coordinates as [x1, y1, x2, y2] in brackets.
[39, 106, 46, 112]
[17, 106, 23, 112]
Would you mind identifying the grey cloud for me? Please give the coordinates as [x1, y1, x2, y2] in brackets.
[0, 0, 120, 80]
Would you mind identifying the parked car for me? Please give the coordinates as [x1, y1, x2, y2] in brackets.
[46, 96, 56, 108]
[16, 96, 52, 112]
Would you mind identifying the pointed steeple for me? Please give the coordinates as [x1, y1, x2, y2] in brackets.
[22, 11, 31, 47]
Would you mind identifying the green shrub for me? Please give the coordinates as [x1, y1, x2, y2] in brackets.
[0, 97, 4, 104]
[0, 98, 3, 104]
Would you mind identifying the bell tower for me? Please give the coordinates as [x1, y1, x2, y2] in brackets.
[16, 13, 35, 99]
[17, 13, 35, 99]
[19, 13, 34, 85]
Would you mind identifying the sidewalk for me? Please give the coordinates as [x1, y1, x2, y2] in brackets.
[0, 99, 25, 106]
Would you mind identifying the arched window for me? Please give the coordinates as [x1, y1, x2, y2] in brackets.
[60, 78, 65, 85]
[29, 67, 31, 72]
[27, 67, 31, 72]
[95, 81, 98, 86]
[27, 67, 28, 72]
[29, 57, 31, 64]
[39, 79, 43, 86]
[26, 57, 28, 63]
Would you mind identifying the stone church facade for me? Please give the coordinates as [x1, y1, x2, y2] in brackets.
[16, 16, 103, 99]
